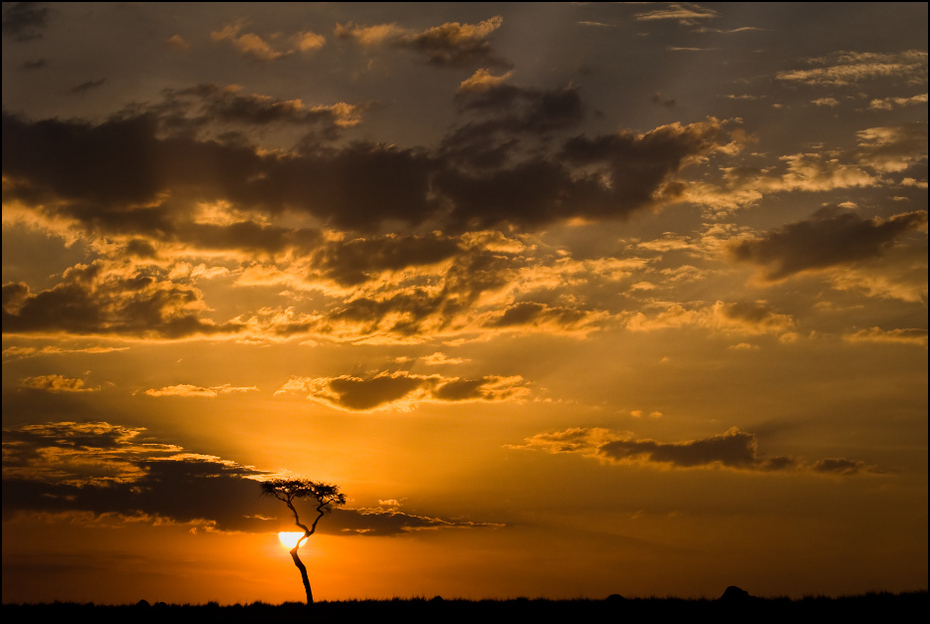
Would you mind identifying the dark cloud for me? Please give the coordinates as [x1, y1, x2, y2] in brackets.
[277, 371, 529, 411]
[333, 506, 501, 535]
[455, 83, 583, 131]
[2, 111, 432, 235]
[3, 100, 732, 241]
[70, 78, 106, 94]
[731, 208, 928, 281]
[153, 84, 363, 141]
[125, 238, 157, 258]
[2, 261, 241, 338]
[651, 92, 676, 108]
[485, 301, 594, 331]
[811, 458, 872, 476]
[2, 422, 497, 535]
[560, 119, 727, 208]
[437, 118, 730, 230]
[443, 83, 585, 168]
[516, 427, 879, 475]
[599, 427, 794, 470]
[307, 244, 519, 338]
[2, 2, 49, 41]
[713, 300, 794, 334]
[402, 16, 508, 68]
[328, 373, 424, 410]
[20, 58, 47, 70]
[3, 112, 187, 208]
[184, 221, 321, 256]
[313, 233, 461, 286]
[2, 100, 737, 343]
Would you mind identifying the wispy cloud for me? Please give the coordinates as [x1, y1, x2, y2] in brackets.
[635, 3, 718, 25]
[843, 327, 928, 347]
[144, 384, 260, 398]
[776, 50, 928, 86]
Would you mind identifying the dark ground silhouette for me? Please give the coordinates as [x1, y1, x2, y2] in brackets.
[3, 591, 926, 623]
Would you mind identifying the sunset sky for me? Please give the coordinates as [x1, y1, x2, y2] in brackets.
[2, 2, 927, 605]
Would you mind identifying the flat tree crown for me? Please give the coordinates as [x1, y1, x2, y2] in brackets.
[261, 478, 346, 506]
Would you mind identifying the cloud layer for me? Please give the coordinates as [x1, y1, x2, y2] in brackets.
[514, 427, 880, 475]
[1, 422, 498, 535]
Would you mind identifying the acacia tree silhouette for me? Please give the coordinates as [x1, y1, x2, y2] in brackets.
[261, 478, 346, 605]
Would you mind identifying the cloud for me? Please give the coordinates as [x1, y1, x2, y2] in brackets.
[70, 79, 106, 94]
[514, 427, 879, 474]
[457, 68, 514, 94]
[157, 83, 365, 134]
[635, 3, 718, 25]
[311, 232, 461, 286]
[438, 118, 733, 230]
[3, 94, 741, 345]
[422, 352, 467, 365]
[730, 207, 928, 281]
[3, 345, 130, 360]
[337, 16, 508, 68]
[20, 58, 48, 70]
[275, 371, 529, 411]
[712, 300, 795, 334]
[211, 21, 325, 60]
[2, 100, 737, 242]
[843, 327, 928, 347]
[144, 384, 260, 398]
[625, 300, 795, 337]
[165, 34, 190, 51]
[811, 458, 873, 475]
[333, 22, 406, 46]
[855, 123, 928, 173]
[400, 16, 507, 67]
[452, 79, 584, 133]
[2, 422, 498, 535]
[599, 428, 793, 470]
[2, 261, 243, 338]
[868, 93, 928, 110]
[2, 2, 49, 41]
[483, 301, 605, 334]
[335, 501, 504, 535]
[703, 123, 926, 203]
[19, 374, 98, 392]
[652, 92, 676, 108]
[776, 50, 928, 86]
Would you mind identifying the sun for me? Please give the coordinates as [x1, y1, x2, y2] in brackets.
[277, 531, 305, 548]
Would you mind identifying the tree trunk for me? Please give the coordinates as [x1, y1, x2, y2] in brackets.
[289, 546, 313, 605]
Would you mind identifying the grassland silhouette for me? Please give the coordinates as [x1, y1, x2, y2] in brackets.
[4, 591, 926, 623]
